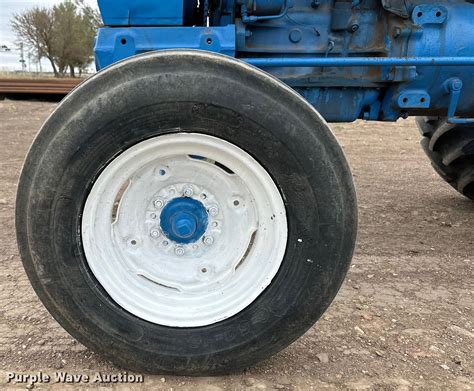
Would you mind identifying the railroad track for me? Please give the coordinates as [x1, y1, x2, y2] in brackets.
[0, 78, 84, 95]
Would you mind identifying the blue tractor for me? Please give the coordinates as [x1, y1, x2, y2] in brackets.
[16, 0, 474, 374]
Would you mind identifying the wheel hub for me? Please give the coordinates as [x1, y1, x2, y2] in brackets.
[160, 197, 208, 244]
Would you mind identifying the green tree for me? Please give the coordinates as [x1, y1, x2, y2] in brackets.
[77, 1, 102, 75]
[11, 1, 101, 77]
[53, 0, 101, 77]
[52, 1, 77, 76]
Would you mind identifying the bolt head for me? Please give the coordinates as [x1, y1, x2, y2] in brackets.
[289, 29, 302, 43]
[451, 79, 463, 91]
[208, 205, 219, 217]
[175, 247, 185, 256]
[154, 199, 164, 209]
[150, 229, 161, 238]
[203, 236, 214, 246]
[183, 187, 194, 197]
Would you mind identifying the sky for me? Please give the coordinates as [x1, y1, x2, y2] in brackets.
[0, 0, 98, 72]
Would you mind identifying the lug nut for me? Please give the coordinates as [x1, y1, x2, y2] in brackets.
[150, 229, 160, 238]
[208, 205, 219, 216]
[183, 186, 193, 197]
[154, 199, 164, 209]
[175, 247, 185, 256]
[203, 236, 214, 246]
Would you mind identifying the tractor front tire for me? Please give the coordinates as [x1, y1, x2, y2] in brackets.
[16, 50, 357, 375]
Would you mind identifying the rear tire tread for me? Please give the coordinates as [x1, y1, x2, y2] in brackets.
[416, 117, 474, 200]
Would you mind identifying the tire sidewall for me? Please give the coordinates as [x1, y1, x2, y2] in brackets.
[16, 51, 357, 374]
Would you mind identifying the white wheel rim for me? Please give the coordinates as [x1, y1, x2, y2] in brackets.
[82, 133, 288, 327]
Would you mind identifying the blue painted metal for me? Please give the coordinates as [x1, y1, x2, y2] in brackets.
[397, 91, 430, 110]
[94, 0, 474, 123]
[241, 0, 289, 23]
[295, 88, 380, 122]
[95, 26, 235, 70]
[411, 5, 447, 25]
[242, 57, 474, 67]
[160, 197, 209, 244]
[445, 79, 474, 125]
[98, 0, 188, 26]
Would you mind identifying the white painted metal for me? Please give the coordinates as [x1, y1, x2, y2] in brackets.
[82, 133, 288, 327]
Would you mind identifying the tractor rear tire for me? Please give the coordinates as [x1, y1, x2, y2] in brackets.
[16, 50, 357, 375]
[417, 116, 474, 200]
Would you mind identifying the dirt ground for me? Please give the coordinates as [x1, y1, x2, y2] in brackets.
[0, 100, 472, 390]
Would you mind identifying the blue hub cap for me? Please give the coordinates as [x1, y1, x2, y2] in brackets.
[160, 197, 208, 244]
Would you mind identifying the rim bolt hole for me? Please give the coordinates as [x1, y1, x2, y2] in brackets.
[175, 247, 185, 256]
[233, 200, 240, 206]
[212, 221, 218, 227]
[162, 240, 169, 246]
[154, 199, 164, 209]
[130, 239, 137, 246]
[201, 267, 208, 273]
[159, 169, 166, 176]
[200, 193, 207, 199]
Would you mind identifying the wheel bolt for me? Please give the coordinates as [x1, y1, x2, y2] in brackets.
[203, 236, 214, 246]
[154, 199, 164, 209]
[150, 229, 160, 238]
[175, 247, 185, 256]
[150, 213, 157, 219]
[208, 205, 219, 216]
[183, 186, 193, 197]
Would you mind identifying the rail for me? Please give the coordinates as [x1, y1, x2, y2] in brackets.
[0, 78, 83, 95]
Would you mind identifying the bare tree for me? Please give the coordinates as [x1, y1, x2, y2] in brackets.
[11, 1, 101, 77]
[11, 7, 59, 76]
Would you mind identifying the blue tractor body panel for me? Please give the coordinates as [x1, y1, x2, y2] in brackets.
[95, 26, 236, 70]
[95, 0, 474, 123]
[97, 0, 193, 26]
